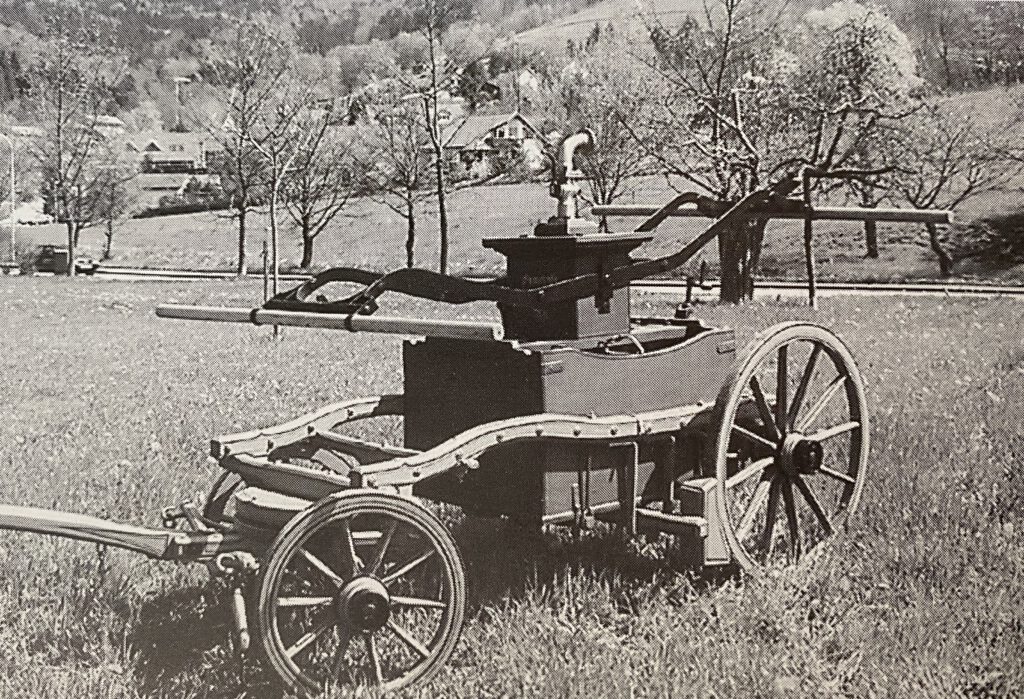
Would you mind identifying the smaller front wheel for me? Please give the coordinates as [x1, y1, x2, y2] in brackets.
[257, 490, 466, 695]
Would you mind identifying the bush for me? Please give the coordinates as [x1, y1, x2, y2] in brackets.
[948, 210, 1024, 267]
[134, 197, 232, 219]
[14, 240, 40, 274]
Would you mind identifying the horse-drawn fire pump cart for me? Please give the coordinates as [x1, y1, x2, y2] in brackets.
[0, 131, 950, 695]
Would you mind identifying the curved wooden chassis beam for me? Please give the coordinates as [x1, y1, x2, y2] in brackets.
[218, 392, 715, 496]
[358, 403, 712, 488]
[213, 395, 405, 459]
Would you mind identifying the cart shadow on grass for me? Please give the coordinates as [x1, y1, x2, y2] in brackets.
[126, 515, 727, 698]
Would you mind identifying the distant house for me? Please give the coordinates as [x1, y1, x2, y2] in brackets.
[91, 115, 126, 138]
[126, 131, 222, 175]
[10, 125, 42, 140]
[125, 131, 223, 206]
[442, 112, 543, 179]
[481, 67, 543, 110]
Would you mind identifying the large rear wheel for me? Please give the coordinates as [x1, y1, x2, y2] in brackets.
[713, 322, 869, 570]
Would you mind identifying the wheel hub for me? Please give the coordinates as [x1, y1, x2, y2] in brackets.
[779, 433, 824, 476]
[339, 577, 391, 631]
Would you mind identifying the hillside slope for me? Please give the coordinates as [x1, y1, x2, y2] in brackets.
[515, 0, 701, 48]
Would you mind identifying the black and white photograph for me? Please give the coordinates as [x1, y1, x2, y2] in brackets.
[0, 0, 1022, 696]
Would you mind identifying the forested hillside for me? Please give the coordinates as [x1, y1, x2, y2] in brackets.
[0, 0, 1021, 127]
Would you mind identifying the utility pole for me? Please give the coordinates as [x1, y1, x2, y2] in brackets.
[173, 77, 191, 131]
[0, 133, 14, 263]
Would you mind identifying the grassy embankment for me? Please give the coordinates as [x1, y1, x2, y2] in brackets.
[0, 276, 1022, 696]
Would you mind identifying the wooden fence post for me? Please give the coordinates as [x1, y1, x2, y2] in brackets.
[802, 171, 817, 309]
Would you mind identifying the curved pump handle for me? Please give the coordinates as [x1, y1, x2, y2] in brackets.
[557, 128, 595, 182]
[549, 129, 596, 221]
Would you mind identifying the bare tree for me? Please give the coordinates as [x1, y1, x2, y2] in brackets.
[371, 4, 495, 274]
[22, 10, 130, 276]
[242, 65, 322, 295]
[891, 103, 1018, 276]
[96, 152, 138, 261]
[555, 30, 658, 214]
[641, 0, 920, 301]
[202, 18, 295, 276]
[360, 82, 432, 269]
[284, 107, 361, 269]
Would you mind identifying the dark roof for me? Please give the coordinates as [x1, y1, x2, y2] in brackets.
[127, 131, 222, 159]
[442, 113, 538, 150]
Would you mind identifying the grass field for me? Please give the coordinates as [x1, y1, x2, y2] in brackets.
[11, 170, 1024, 284]
[1, 275, 1023, 697]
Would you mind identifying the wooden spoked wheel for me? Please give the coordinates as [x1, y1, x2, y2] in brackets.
[713, 322, 869, 570]
[257, 491, 466, 695]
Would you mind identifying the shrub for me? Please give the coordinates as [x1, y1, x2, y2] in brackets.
[948, 209, 1024, 267]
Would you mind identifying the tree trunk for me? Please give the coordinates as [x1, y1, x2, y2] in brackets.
[717, 224, 743, 304]
[940, 42, 953, 89]
[301, 229, 314, 269]
[436, 155, 448, 275]
[65, 219, 76, 277]
[103, 218, 114, 261]
[926, 222, 953, 277]
[717, 219, 764, 303]
[864, 220, 879, 259]
[236, 206, 247, 277]
[405, 200, 415, 269]
[269, 191, 279, 297]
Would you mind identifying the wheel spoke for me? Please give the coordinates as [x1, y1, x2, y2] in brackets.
[391, 595, 447, 610]
[382, 549, 435, 586]
[732, 424, 776, 451]
[758, 478, 781, 556]
[366, 633, 383, 685]
[367, 520, 398, 577]
[797, 374, 847, 433]
[807, 420, 859, 443]
[781, 478, 800, 560]
[787, 343, 822, 430]
[749, 377, 781, 441]
[388, 619, 431, 660]
[820, 465, 857, 485]
[300, 548, 346, 587]
[736, 477, 772, 541]
[726, 456, 773, 489]
[793, 475, 833, 536]
[277, 596, 333, 608]
[339, 519, 360, 578]
[775, 345, 788, 432]
[330, 626, 353, 686]
[286, 615, 335, 659]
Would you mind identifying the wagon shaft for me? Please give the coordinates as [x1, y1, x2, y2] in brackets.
[0, 505, 241, 561]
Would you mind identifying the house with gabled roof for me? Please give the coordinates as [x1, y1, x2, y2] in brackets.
[441, 112, 543, 179]
[124, 131, 224, 207]
[126, 131, 222, 174]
